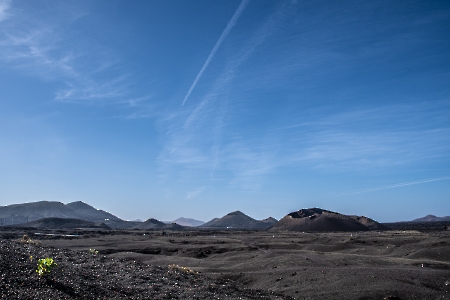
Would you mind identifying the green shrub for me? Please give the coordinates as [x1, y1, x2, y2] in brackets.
[36, 258, 57, 276]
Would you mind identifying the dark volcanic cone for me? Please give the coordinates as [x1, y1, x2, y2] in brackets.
[200, 211, 274, 230]
[270, 208, 386, 232]
[260, 217, 278, 226]
[132, 218, 185, 230]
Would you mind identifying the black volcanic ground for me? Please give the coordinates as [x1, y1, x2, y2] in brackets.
[1, 201, 450, 298]
[1, 227, 449, 299]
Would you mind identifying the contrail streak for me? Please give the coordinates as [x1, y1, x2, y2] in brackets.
[334, 176, 450, 197]
[181, 0, 250, 106]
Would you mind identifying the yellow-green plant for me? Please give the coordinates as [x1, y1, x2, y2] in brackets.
[89, 248, 99, 255]
[36, 258, 57, 276]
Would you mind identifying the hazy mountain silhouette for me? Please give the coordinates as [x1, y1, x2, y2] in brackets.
[270, 208, 386, 232]
[412, 214, 450, 222]
[14, 217, 110, 229]
[167, 217, 205, 227]
[200, 211, 275, 230]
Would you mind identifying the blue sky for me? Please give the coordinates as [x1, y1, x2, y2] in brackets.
[1, 0, 449, 222]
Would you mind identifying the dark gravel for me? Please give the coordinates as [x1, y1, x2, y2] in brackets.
[0, 240, 293, 299]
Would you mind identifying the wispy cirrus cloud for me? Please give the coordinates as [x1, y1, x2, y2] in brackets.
[0, 2, 143, 106]
[160, 99, 450, 191]
[157, 2, 306, 189]
[181, 0, 250, 107]
[334, 176, 450, 197]
[281, 101, 450, 169]
[183, 1, 292, 129]
[161, 1, 295, 187]
[155, 0, 450, 193]
[186, 186, 207, 199]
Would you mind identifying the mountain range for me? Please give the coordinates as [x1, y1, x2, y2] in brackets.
[0, 200, 447, 231]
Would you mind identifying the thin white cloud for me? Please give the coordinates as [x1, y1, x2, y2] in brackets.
[181, 0, 250, 106]
[163, 98, 450, 192]
[154, 2, 450, 192]
[0, 3, 145, 107]
[183, 0, 288, 129]
[186, 186, 207, 199]
[334, 177, 450, 197]
[183, 1, 291, 129]
[0, 0, 11, 22]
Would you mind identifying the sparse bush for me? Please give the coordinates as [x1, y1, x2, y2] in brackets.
[168, 264, 198, 274]
[89, 248, 99, 255]
[19, 234, 41, 245]
[36, 258, 57, 276]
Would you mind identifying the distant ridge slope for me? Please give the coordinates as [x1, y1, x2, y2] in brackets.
[66, 201, 122, 222]
[0, 201, 75, 225]
[0, 201, 122, 226]
[200, 211, 275, 230]
[412, 214, 450, 222]
[270, 208, 386, 232]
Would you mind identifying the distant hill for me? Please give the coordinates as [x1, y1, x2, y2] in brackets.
[132, 218, 185, 230]
[412, 214, 450, 222]
[200, 211, 275, 230]
[269, 208, 386, 232]
[260, 217, 278, 226]
[13, 217, 110, 229]
[0, 201, 122, 226]
[169, 217, 205, 227]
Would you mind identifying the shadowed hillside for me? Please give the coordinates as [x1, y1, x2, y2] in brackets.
[13, 217, 110, 229]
